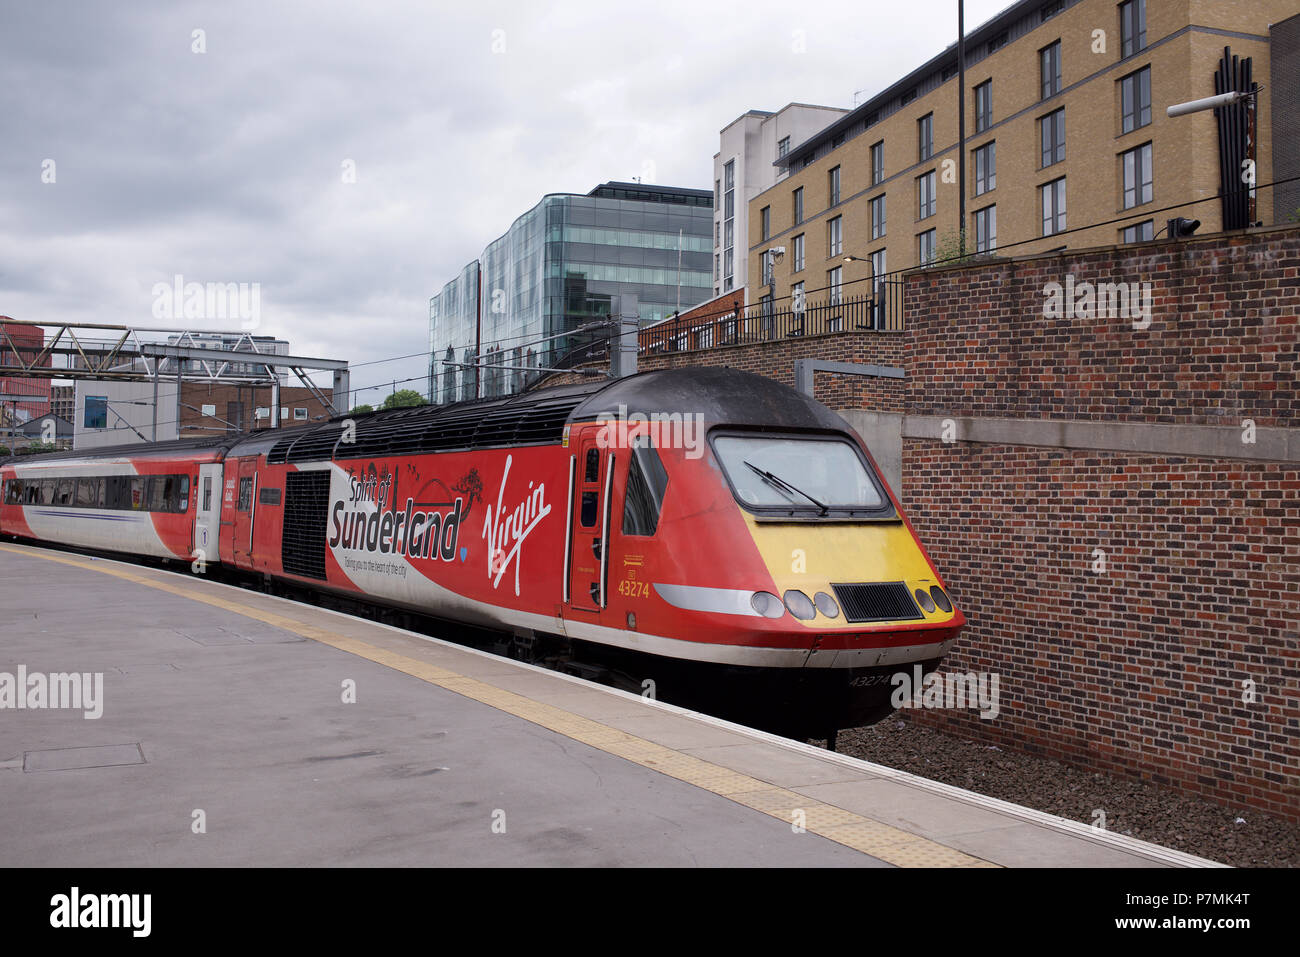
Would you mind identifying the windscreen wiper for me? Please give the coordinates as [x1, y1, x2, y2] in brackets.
[743, 461, 828, 515]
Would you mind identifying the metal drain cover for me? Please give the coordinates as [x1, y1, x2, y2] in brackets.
[24, 744, 146, 772]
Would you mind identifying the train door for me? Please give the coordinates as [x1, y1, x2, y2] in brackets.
[230, 458, 258, 568]
[193, 463, 222, 563]
[566, 438, 612, 613]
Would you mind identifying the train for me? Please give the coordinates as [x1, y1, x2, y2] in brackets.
[0, 367, 964, 739]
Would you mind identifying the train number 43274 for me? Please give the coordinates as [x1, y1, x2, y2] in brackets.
[617, 579, 651, 599]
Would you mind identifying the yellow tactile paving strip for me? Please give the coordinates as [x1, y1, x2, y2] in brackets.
[0, 543, 999, 868]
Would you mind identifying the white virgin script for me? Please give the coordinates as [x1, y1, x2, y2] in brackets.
[482, 454, 552, 595]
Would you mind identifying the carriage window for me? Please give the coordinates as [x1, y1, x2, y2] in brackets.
[75, 477, 105, 508]
[128, 477, 147, 509]
[202, 477, 212, 511]
[3, 480, 20, 505]
[176, 475, 190, 512]
[237, 477, 253, 511]
[622, 436, 669, 536]
[584, 448, 600, 483]
[25, 482, 42, 504]
[54, 479, 74, 505]
[147, 477, 168, 512]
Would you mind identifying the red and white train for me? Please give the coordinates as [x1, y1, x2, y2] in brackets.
[0, 368, 964, 737]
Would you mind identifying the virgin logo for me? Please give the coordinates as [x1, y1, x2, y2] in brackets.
[481, 455, 551, 595]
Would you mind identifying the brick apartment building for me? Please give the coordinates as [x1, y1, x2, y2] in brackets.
[746, 0, 1299, 309]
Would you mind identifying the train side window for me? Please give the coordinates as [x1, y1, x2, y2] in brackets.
[24, 482, 41, 504]
[202, 477, 212, 511]
[145, 477, 165, 512]
[622, 436, 670, 537]
[177, 475, 190, 512]
[54, 479, 74, 505]
[40, 480, 56, 504]
[237, 477, 253, 511]
[584, 448, 600, 483]
[3, 480, 20, 505]
[75, 477, 104, 508]
[129, 476, 146, 509]
[104, 476, 125, 509]
[580, 491, 598, 527]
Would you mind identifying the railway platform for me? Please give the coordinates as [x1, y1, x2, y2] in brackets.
[0, 542, 1222, 868]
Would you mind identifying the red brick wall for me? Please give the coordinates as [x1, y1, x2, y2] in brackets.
[903, 226, 1300, 821]
[907, 231, 1300, 427]
[543, 331, 907, 413]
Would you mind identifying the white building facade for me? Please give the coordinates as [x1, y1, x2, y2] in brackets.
[712, 103, 848, 299]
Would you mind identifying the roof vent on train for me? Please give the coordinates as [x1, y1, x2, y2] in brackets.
[267, 393, 586, 464]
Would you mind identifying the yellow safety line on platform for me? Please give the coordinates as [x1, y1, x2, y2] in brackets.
[0, 544, 999, 868]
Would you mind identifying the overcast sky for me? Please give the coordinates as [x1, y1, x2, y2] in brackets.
[1, 0, 1007, 406]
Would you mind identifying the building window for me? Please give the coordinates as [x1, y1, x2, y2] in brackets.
[714, 179, 720, 205]
[870, 194, 886, 239]
[723, 159, 735, 291]
[1122, 219, 1154, 243]
[1041, 0, 1063, 21]
[870, 141, 884, 185]
[900, 88, 917, 107]
[828, 165, 841, 206]
[1120, 0, 1147, 57]
[294, 408, 308, 421]
[760, 206, 770, 242]
[84, 396, 107, 430]
[791, 281, 805, 313]
[918, 114, 933, 161]
[1120, 67, 1152, 134]
[827, 266, 843, 305]
[974, 80, 993, 133]
[1040, 108, 1065, 167]
[1121, 142, 1153, 208]
[828, 215, 843, 257]
[778, 135, 790, 158]
[974, 141, 996, 195]
[792, 186, 803, 225]
[917, 170, 936, 221]
[1041, 177, 1066, 236]
[988, 31, 1008, 53]
[918, 229, 937, 266]
[974, 205, 997, 252]
[793, 233, 805, 272]
[871, 249, 887, 294]
[1040, 40, 1062, 99]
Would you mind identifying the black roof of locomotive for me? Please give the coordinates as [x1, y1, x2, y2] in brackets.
[3, 369, 850, 467]
[569, 366, 849, 432]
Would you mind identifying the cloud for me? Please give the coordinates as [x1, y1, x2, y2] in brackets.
[1, 0, 1008, 405]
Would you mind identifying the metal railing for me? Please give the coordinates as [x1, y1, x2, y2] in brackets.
[638, 280, 903, 356]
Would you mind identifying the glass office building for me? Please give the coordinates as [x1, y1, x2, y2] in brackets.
[429, 182, 712, 404]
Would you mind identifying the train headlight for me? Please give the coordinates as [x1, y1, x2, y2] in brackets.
[930, 586, 952, 613]
[814, 591, 839, 618]
[915, 588, 936, 613]
[783, 590, 816, 621]
[751, 591, 785, 618]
